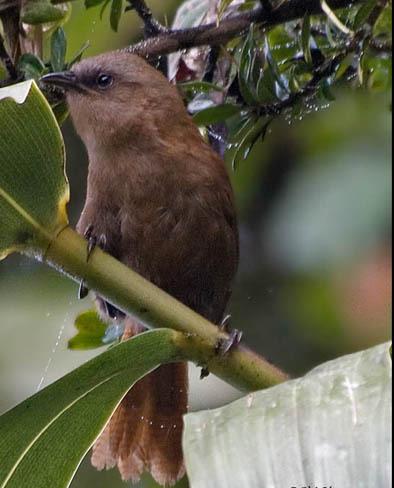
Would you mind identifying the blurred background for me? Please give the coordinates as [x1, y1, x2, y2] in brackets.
[0, 1, 391, 487]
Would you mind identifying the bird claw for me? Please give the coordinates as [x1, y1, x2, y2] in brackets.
[78, 280, 89, 300]
[78, 225, 107, 300]
[216, 314, 243, 356]
[84, 225, 107, 261]
[216, 328, 243, 356]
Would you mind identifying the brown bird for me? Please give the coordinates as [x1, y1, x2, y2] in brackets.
[41, 51, 239, 486]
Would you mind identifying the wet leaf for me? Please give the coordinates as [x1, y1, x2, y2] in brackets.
[193, 104, 242, 126]
[51, 28, 67, 72]
[264, 36, 289, 97]
[238, 27, 259, 105]
[231, 116, 271, 170]
[184, 343, 392, 488]
[179, 81, 224, 96]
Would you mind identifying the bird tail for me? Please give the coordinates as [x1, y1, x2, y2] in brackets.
[91, 319, 188, 486]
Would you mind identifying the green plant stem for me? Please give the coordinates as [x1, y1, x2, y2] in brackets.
[44, 226, 289, 391]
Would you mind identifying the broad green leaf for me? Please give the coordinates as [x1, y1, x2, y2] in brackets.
[184, 342, 392, 488]
[0, 80, 68, 259]
[110, 0, 123, 32]
[51, 28, 67, 72]
[193, 104, 242, 126]
[0, 329, 181, 488]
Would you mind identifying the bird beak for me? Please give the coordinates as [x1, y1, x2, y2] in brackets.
[40, 71, 82, 91]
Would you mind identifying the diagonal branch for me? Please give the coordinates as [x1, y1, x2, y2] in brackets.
[126, 0, 167, 37]
[125, 0, 365, 57]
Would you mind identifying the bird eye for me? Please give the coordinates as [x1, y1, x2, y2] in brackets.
[96, 73, 113, 89]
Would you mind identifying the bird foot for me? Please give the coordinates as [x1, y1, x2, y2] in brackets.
[216, 329, 243, 356]
[216, 315, 243, 356]
[200, 316, 243, 380]
[78, 225, 107, 300]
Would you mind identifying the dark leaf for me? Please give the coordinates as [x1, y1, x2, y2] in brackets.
[85, 0, 105, 8]
[238, 27, 259, 105]
[17, 54, 46, 80]
[301, 15, 313, 66]
[179, 81, 224, 96]
[264, 36, 289, 96]
[193, 104, 242, 126]
[232, 116, 272, 170]
[320, 79, 336, 101]
[110, 0, 123, 32]
[51, 28, 67, 72]
[353, 0, 378, 30]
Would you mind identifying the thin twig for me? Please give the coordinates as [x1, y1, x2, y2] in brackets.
[126, 0, 167, 38]
[125, 0, 365, 57]
[259, 35, 362, 117]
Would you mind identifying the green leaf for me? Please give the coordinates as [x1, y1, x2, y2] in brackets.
[51, 28, 67, 72]
[67, 41, 90, 68]
[0, 81, 68, 260]
[264, 36, 289, 97]
[17, 54, 46, 80]
[193, 104, 242, 126]
[100, 0, 111, 19]
[231, 116, 272, 170]
[110, 0, 123, 32]
[353, 0, 377, 30]
[179, 81, 224, 96]
[0, 329, 181, 488]
[301, 15, 313, 66]
[184, 342, 392, 487]
[68, 309, 109, 350]
[320, 79, 336, 101]
[85, 0, 105, 8]
[21, 0, 67, 24]
[238, 27, 259, 105]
